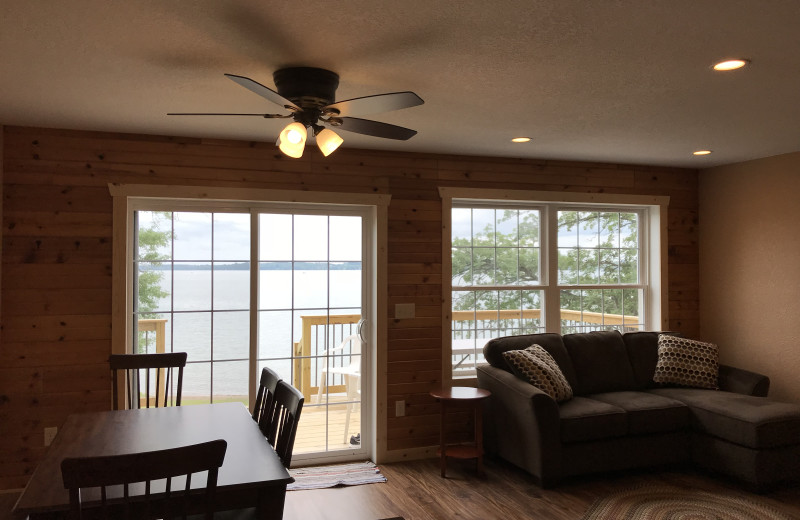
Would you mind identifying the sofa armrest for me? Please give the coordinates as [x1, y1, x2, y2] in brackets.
[718, 364, 770, 397]
[476, 364, 562, 486]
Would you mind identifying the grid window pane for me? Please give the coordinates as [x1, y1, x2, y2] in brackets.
[495, 210, 518, 247]
[578, 211, 599, 248]
[519, 210, 539, 247]
[174, 212, 212, 261]
[452, 288, 543, 378]
[213, 213, 250, 261]
[259, 214, 292, 261]
[472, 209, 495, 247]
[452, 208, 473, 245]
[452, 247, 473, 286]
[472, 248, 495, 285]
[495, 248, 518, 285]
[452, 203, 649, 379]
[137, 211, 173, 261]
[560, 288, 643, 334]
[558, 210, 640, 287]
[294, 215, 328, 261]
[518, 248, 539, 283]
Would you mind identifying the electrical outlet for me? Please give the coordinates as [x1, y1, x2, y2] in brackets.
[395, 400, 406, 417]
[44, 427, 58, 447]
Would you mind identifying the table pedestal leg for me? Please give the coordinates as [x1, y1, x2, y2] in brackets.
[475, 402, 484, 477]
[440, 400, 447, 477]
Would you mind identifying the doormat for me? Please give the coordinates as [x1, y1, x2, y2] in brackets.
[581, 484, 798, 520]
[287, 461, 387, 490]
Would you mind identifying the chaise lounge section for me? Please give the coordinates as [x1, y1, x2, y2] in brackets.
[476, 330, 800, 490]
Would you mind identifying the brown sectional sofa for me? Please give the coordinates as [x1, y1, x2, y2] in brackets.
[476, 330, 800, 490]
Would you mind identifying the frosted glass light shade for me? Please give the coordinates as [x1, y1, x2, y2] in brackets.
[277, 122, 307, 158]
[316, 128, 344, 157]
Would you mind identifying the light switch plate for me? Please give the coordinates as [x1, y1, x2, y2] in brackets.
[395, 303, 415, 319]
[395, 400, 406, 417]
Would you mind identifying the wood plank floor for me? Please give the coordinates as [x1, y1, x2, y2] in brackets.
[282, 457, 800, 520]
[4, 458, 800, 519]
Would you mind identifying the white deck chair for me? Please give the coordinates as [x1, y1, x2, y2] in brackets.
[316, 334, 361, 443]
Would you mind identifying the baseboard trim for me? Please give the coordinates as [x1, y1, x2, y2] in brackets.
[377, 446, 437, 464]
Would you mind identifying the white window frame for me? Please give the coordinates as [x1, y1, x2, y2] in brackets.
[440, 187, 669, 385]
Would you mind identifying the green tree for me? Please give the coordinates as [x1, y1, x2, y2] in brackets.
[452, 209, 541, 336]
[557, 211, 639, 332]
[136, 212, 172, 353]
[451, 208, 640, 335]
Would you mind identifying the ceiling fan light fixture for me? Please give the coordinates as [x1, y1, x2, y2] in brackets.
[277, 122, 307, 158]
[316, 128, 344, 157]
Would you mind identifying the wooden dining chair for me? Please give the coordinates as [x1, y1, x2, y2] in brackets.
[110, 352, 187, 410]
[252, 366, 281, 441]
[61, 439, 227, 520]
[271, 380, 305, 468]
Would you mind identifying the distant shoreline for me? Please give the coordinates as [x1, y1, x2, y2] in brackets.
[138, 261, 361, 271]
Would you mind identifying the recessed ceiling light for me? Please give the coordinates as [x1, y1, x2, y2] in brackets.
[713, 59, 749, 71]
[511, 137, 531, 143]
[693, 150, 712, 156]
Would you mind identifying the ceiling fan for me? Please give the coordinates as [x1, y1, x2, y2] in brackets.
[168, 67, 424, 158]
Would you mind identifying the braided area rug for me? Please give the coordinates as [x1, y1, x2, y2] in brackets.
[581, 485, 798, 519]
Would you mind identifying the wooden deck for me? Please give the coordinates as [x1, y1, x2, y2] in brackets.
[295, 394, 362, 454]
[181, 393, 362, 454]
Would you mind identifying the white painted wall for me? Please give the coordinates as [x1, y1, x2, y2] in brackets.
[699, 152, 800, 402]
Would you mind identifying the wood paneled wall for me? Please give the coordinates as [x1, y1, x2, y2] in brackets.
[0, 125, 699, 489]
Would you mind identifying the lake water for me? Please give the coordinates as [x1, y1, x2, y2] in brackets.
[140, 269, 362, 397]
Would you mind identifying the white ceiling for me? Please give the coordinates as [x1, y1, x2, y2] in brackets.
[2, 1, 799, 168]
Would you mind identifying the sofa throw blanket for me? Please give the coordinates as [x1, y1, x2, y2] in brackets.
[653, 335, 719, 389]
[503, 344, 574, 402]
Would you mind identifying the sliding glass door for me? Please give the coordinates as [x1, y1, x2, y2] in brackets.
[131, 201, 371, 463]
[257, 211, 368, 460]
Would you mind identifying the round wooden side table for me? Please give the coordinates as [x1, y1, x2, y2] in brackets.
[430, 386, 491, 478]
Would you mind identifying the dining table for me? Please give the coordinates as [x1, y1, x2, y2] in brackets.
[13, 401, 293, 519]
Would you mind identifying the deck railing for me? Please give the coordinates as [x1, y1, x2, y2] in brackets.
[290, 310, 640, 392]
[293, 314, 362, 401]
[135, 318, 169, 406]
[137, 309, 640, 403]
[450, 309, 640, 378]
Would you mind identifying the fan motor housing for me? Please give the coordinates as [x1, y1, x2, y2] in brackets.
[273, 67, 339, 108]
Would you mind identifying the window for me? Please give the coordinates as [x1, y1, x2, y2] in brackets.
[444, 188, 666, 380]
[557, 210, 643, 334]
[451, 206, 544, 379]
[134, 210, 252, 406]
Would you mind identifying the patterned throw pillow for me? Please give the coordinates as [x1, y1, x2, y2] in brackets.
[652, 335, 719, 389]
[502, 344, 573, 402]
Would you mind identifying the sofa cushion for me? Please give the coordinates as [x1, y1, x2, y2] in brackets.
[563, 331, 637, 395]
[649, 388, 800, 449]
[503, 345, 574, 402]
[559, 397, 627, 443]
[653, 335, 719, 389]
[483, 333, 579, 388]
[588, 391, 690, 435]
[623, 331, 684, 389]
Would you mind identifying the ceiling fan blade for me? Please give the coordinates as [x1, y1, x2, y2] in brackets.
[324, 91, 423, 117]
[335, 117, 418, 140]
[167, 112, 290, 117]
[224, 73, 300, 111]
